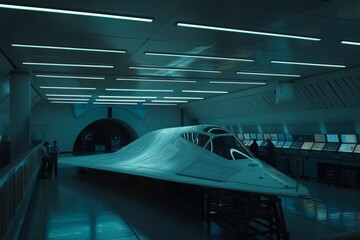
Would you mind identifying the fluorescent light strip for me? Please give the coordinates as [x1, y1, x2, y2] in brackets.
[46, 94, 92, 97]
[95, 99, 145, 102]
[93, 102, 138, 105]
[182, 90, 228, 94]
[143, 103, 177, 106]
[12, 44, 126, 54]
[36, 74, 105, 80]
[23, 62, 113, 68]
[98, 95, 157, 99]
[116, 78, 196, 83]
[106, 88, 174, 92]
[129, 66, 221, 74]
[177, 22, 321, 41]
[50, 101, 88, 104]
[209, 81, 266, 85]
[151, 100, 188, 103]
[40, 86, 96, 90]
[144, 52, 254, 62]
[0, 4, 153, 22]
[164, 97, 204, 100]
[48, 98, 90, 101]
[236, 71, 301, 77]
[341, 41, 360, 46]
[271, 60, 346, 68]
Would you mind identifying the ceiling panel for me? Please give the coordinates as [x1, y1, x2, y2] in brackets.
[0, 0, 359, 108]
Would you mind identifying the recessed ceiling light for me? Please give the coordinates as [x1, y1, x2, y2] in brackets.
[271, 60, 346, 68]
[93, 102, 138, 105]
[177, 22, 321, 41]
[163, 96, 204, 100]
[209, 81, 266, 85]
[341, 40, 360, 46]
[182, 90, 228, 94]
[151, 100, 188, 103]
[98, 95, 157, 99]
[144, 52, 254, 62]
[46, 94, 92, 97]
[23, 62, 113, 68]
[129, 66, 221, 74]
[95, 99, 145, 102]
[143, 103, 177, 106]
[12, 44, 126, 54]
[106, 88, 174, 92]
[236, 71, 301, 77]
[36, 74, 105, 80]
[0, 4, 153, 22]
[50, 101, 88, 104]
[48, 98, 90, 101]
[116, 78, 196, 83]
[40, 86, 96, 90]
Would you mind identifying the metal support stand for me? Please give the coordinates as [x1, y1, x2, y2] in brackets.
[203, 189, 289, 240]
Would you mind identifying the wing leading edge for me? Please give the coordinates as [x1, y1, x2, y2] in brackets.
[59, 125, 309, 198]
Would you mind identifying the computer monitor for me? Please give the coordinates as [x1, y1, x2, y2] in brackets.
[285, 133, 293, 141]
[237, 133, 244, 141]
[278, 133, 285, 141]
[263, 133, 271, 140]
[250, 133, 257, 140]
[283, 141, 293, 148]
[301, 142, 314, 150]
[243, 139, 250, 146]
[353, 144, 360, 154]
[243, 133, 250, 140]
[276, 141, 285, 148]
[257, 134, 264, 140]
[270, 134, 278, 141]
[323, 142, 340, 152]
[291, 142, 303, 149]
[311, 142, 326, 151]
[303, 134, 315, 142]
[314, 134, 326, 142]
[256, 140, 263, 146]
[292, 134, 304, 142]
[326, 134, 339, 143]
[261, 141, 269, 147]
[338, 143, 356, 153]
[340, 134, 357, 144]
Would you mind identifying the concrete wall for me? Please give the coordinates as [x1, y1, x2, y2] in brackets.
[31, 103, 182, 152]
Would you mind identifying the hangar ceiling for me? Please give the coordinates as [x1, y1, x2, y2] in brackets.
[0, 0, 360, 108]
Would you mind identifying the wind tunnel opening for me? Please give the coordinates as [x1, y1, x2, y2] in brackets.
[73, 119, 137, 155]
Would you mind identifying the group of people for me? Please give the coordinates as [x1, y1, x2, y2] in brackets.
[249, 138, 276, 167]
[40, 140, 59, 178]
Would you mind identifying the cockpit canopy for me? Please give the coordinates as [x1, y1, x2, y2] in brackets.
[181, 126, 252, 160]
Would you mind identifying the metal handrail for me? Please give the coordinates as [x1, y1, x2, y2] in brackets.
[0, 141, 44, 240]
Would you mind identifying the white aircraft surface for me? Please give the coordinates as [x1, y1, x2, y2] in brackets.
[60, 125, 309, 198]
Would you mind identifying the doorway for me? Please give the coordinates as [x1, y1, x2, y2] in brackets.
[73, 119, 137, 155]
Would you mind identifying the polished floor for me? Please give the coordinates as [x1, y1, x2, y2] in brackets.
[20, 163, 360, 240]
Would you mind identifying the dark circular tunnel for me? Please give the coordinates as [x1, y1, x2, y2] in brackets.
[73, 118, 137, 155]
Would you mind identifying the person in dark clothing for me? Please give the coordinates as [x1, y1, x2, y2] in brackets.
[48, 140, 59, 176]
[40, 142, 49, 178]
[249, 139, 259, 158]
[266, 138, 276, 167]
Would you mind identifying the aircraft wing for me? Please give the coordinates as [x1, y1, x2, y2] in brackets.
[59, 125, 309, 198]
